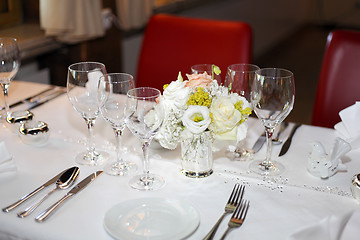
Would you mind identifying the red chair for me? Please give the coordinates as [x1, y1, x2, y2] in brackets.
[136, 14, 252, 91]
[312, 30, 360, 128]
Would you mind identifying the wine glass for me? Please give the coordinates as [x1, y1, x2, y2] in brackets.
[249, 68, 295, 175]
[67, 62, 109, 166]
[125, 87, 164, 191]
[191, 64, 222, 84]
[0, 38, 20, 120]
[224, 63, 260, 160]
[98, 73, 137, 176]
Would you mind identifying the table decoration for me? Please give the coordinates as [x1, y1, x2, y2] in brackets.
[156, 66, 251, 177]
[307, 138, 351, 179]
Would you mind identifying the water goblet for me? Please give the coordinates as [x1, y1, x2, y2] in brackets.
[249, 68, 295, 175]
[191, 64, 222, 84]
[224, 63, 260, 160]
[98, 73, 137, 176]
[125, 87, 164, 191]
[67, 62, 109, 166]
[0, 38, 20, 120]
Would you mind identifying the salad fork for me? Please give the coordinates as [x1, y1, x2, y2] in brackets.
[203, 183, 245, 240]
[220, 199, 250, 240]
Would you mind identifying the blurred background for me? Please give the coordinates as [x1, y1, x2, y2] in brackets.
[1, 0, 359, 124]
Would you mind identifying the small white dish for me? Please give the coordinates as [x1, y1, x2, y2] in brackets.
[103, 198, 200, 240]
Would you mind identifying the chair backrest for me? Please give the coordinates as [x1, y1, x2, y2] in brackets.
[136, 14, 252, 91]
[312, 30, 360, 128]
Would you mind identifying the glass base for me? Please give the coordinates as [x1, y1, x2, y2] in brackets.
[232, 148, 254, 161]
[129, 173, 165, 191]
[249, 160, 285, 176]
[104, 161, 137, 176]
[181, 169, 213, 178]
[75, 150, 109, 166]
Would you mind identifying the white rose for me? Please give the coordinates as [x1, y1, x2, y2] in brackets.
[163, 80, 190, 110]
[182, 105, 211, 134]
[209, 96, 242, 140]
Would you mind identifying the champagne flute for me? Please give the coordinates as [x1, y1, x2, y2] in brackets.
[98, 73, 137, 176]
[125, 87, 164, 191]
[249, 68, 295, 175]
[67, 62, 109, 166]
[191, 64, 222, 84]
[0, 38, 20, 120]
[224, 63, 260, 160]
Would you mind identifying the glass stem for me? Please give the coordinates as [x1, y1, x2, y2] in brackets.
[113, 128, 124, 165]
[142, 141, 150, 176]
[264, 127, 274, 167]
[1, 83, 10, 116]
[85, 117, 97, 155]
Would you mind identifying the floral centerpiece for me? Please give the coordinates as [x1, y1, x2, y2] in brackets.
[155, 65, 252, 177]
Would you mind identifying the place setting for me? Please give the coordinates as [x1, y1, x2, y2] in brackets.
[2, 49, 360, 240]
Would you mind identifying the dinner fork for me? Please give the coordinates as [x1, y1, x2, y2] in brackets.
[219, 199, 250, 240]
[203, 183, 245, 240]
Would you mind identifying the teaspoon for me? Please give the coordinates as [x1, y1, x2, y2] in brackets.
[17, 166, 80, 218]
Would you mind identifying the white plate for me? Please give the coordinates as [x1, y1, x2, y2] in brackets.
[103, 198, 200, 240]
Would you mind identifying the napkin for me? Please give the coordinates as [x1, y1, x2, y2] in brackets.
[334, 102, 360, 149]
[0, 141, 16, 174]
[289, 210, 360, 240]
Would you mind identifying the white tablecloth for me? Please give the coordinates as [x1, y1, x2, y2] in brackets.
[0, 81, 359, 240]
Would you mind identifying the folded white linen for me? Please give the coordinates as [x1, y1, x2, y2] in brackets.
[289, 210, 360, 240]
[0, 141, 16, 173]
[334, 102, 360, 149]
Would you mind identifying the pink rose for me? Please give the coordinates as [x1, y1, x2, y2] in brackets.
[185, 72, 212, 89]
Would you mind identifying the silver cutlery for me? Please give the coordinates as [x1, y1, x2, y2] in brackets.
[27, 87, 66, 110]
[252, 122, 289, 152]
[35, 171, 103, 222]
[5, 86, 55, 110]
[278, 123, 302, 156]
[203, 184, 245, 240]
[17, 167, 80, 218]
[2, 167, 72, 212]
[219, 199, 250, 240]
[272, 122, 289, 145]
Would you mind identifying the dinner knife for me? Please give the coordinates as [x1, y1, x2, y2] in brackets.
[28, 88, 66, 110]
[7, 86, 56, 109]
[252, 132, 266, 153]
[278, 123, 302, 157]
[2, 167, 70, 212]
[35, 171, 103, 222]
[252, 122, 289, 152]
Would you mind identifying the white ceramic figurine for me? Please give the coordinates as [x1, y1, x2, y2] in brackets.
[307, 138, 351, 178]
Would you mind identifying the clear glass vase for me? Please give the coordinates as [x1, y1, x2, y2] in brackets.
[181, 131, 213, 178]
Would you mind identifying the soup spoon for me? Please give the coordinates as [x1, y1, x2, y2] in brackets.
[17, 166, 80, 218]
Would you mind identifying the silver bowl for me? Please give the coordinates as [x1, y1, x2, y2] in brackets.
[19, 120, 49, 146]
[6, 110, 34, 133]
[351, 174, 360, 201]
